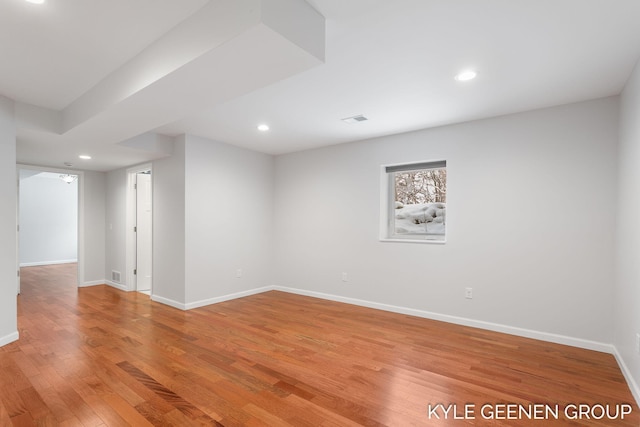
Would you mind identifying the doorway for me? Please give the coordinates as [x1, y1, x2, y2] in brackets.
[17, 167, 80, 293]
[127, 165, 153, 295]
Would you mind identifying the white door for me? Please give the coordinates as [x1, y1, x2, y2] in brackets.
[136, 172, 152, 292]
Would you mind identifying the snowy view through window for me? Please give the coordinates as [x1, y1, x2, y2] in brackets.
[393, 167, 446, 237]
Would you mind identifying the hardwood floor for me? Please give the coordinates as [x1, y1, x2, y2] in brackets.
[1, 264, 638, 426]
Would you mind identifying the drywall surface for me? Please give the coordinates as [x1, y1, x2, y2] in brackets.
[274, 97, 618, 344]
[0, 96, 18, 346]
[184, 135, 274, 305]
[105, 168, 127, 286]
[152, 136, 186, 304]
[80, 171, 106, 285]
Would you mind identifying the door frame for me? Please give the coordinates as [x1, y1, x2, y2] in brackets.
[126, 163, 153, 293]
[16, 164, 84, 288]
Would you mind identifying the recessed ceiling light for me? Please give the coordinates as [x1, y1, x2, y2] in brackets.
[25, 0, 45, 4]
[455, 70, 477, 82]
[79, 155, 92, 160]
[257, 124, 270, 132]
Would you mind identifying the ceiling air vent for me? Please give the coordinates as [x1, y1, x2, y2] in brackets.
[341, 114, 368, 124]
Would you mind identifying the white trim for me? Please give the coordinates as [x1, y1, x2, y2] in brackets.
[184, 287, 274, 310]
[126, 163, 153, 293]
[379, 164, 391, 240]
[79, 280, 129, 291]
[380, 160, 447, 243]
[613, 346, 640, 407]
[18, 164, 84, 289]
[379, 238, 446, 244]
[150, 287, 274, 311]
[20, 259, 77, 267]
[105, 280, 129, 292]
[151, 295, 186, 310]
[158, 283, 612, 353]
[78, 280, 105, 288]
[151, 283, 612, 354]
[0, 331, 19, 347]
[272, 286, 613, 353]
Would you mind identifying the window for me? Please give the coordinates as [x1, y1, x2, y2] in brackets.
[380, 160, 447, 242]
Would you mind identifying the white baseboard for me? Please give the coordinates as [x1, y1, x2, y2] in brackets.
[20, 259, 77, 267]
[185, 287, 274, 310]
[613, 347, 640, 407]
[78, 280, 106, 288]
[105, 280, 129, 292]
[163, 283, 611, 353]
[0, 331, 19, 347]
[150, 287, 274, 311]
[151, 295, 186, 310]
[272, 286, 613, 354]
[79, 280, 129, 291]
[98, 281, 616, 356]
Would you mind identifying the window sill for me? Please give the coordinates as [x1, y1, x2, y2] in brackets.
[379, 237, 446, 245]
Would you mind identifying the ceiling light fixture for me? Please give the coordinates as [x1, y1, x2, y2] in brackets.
[79, 155, 92, 160]
[455, 70, 477, 82]
[25, 0, 45, 4]
[59, 174, 78, 184]
[257, 124, 270, 132]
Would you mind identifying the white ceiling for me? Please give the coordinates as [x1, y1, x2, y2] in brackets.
[5, 0, 640, 172]
[0, 0, 208, 110]
[18, 170, 73, 181]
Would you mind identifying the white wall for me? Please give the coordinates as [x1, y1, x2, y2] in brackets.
[152, 136, 186, 305]
[274, 97, 619, 346]
[19, 173, 78, 266]
[184, 135, 274, 306]
[79, 171, 106, 286]
[106, 135, 274, 308]
[105, 168, 127, 286]
[0, 96, 18, 346]
[78, 97, 622, 354]
[615, 59, 640, 402]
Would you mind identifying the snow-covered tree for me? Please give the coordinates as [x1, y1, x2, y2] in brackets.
[394, 168, 446, 205]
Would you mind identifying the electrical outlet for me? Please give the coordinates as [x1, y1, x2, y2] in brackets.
[236, 269, 242, 278]
[636, 333, 640, 354]
[465, 288, 473, 299]
[342, 272, 348, 282]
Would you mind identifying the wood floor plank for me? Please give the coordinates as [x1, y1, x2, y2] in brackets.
[54, 384, 104, 427]
[101, 393, 155, 427]
[0, 400, 13, 426]
[9, 412, 37, 427]
[36, 386, 77, 424]
[1, 263, 638, 426]
[80, 394, 128, 426]
[57, 417, 89, 427]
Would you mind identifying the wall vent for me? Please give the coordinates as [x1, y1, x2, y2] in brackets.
[341, 114, 368, 124]
[111, 271, 121, 283]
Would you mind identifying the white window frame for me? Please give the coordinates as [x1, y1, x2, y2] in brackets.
[379, 160, 447, 244]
